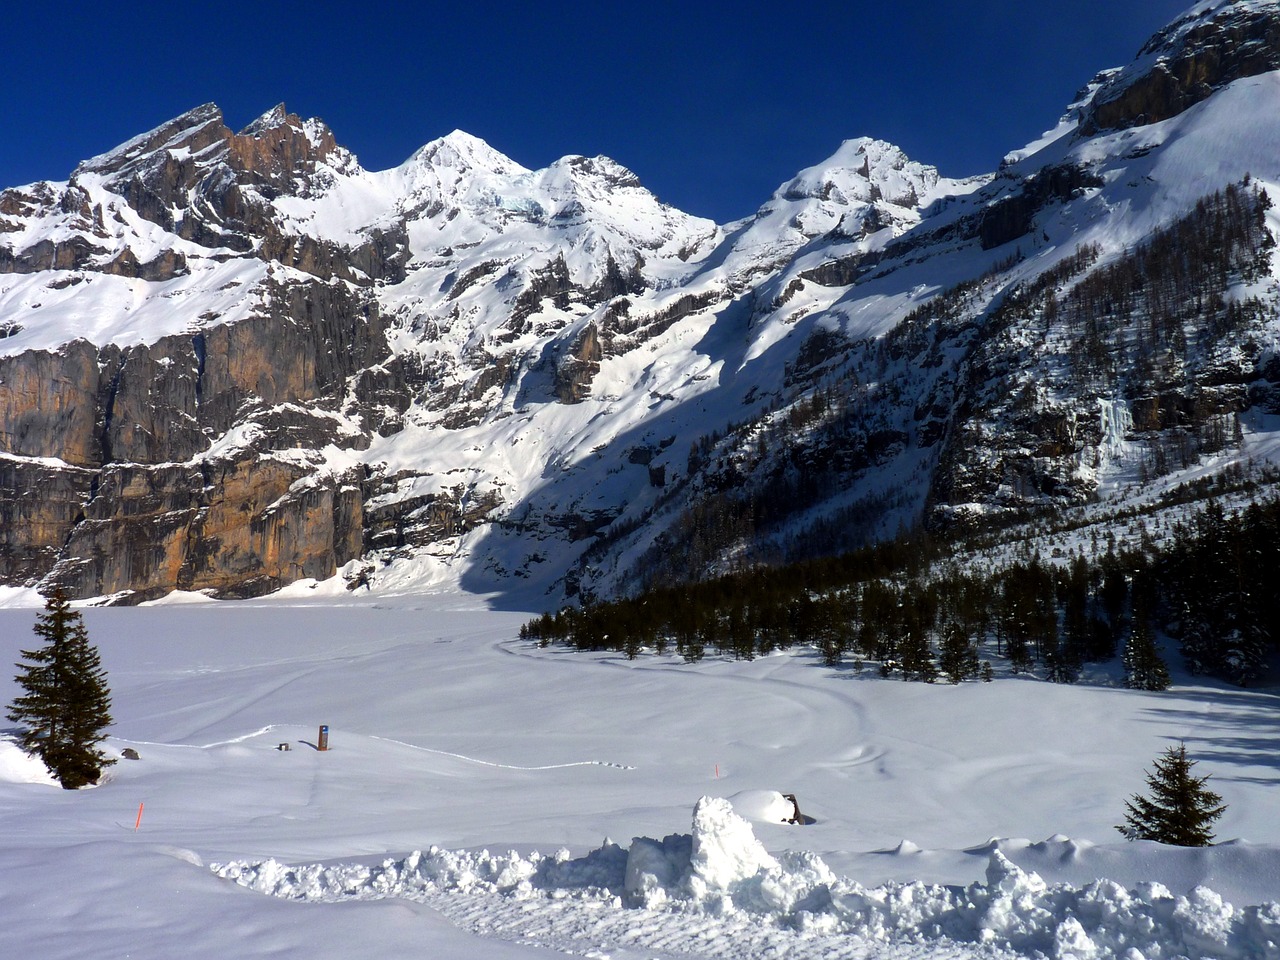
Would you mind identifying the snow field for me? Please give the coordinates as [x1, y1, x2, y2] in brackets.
[0, 596, 1276, 959]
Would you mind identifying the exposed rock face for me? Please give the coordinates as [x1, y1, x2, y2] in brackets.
[975, 164, 1103, 251]
[0, 247, 387, 599]
[554, 324, 603, 403]
[1084, 1, 1280, 132]
[0, 340, 101, 464]
[0, 292, 380, 600]
[50, 455, 363, 602]
[0, 458, 95, 584]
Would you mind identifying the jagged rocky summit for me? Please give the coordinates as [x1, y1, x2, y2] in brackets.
[3, 0, 1280, 604]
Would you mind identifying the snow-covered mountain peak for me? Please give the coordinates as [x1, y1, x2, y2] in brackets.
[385, 136, 716, 271]
[714, 137, 958, 283]
[391, 130, 532, 231]
[240, 102, 292, 136]
[406, 130, 528, 180]
[520, 153, 716, 257]
[778, 137, 941, 211]
[70, 100, 358, 207]
[546, 154, 645, 195]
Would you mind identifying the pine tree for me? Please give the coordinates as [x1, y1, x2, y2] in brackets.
[939, 624, 979, 683]
[1059, 556, 1093, 665]
[7, 590, 115, 789]
[1122, 608, 1171, 691]
[1044, 646, 1081, 684]
[1118, 743, 1225, 846]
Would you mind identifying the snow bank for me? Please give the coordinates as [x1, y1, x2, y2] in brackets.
[727, 788, 797, 824]
[215, 797, 1280, 960]
[0, 738, 56, 786]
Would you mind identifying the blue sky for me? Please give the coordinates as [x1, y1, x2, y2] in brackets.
[3, 1, 1191, 223]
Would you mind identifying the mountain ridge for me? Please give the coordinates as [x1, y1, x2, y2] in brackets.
[2, 0, 1280, 605]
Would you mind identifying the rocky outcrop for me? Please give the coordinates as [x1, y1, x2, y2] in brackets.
[48, 454, 364, 602]
[0, 271, 388, 600]
[554, 323, 603, 403]
[976, 164, 1103, 250]
[363, 474, 502, 555]
[1084, 2, 1280, 132]
[0, 340, 102, 465]
[0, 458, 95, 584]
[3, 103, 409, 287]
[0, 236, 109, 275]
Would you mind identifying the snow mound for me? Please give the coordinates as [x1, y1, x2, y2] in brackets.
[728, 789, 796, 824]
[214, 797, 1280, 960]
[0, 738, 56, 786]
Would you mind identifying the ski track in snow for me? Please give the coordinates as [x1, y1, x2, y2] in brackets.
[215, 798, 1280, 960]
[117, 724, 637, 770]
[117, 725, 280, 750]
[366, 735, 637, 771]
[502, 639, 874, 766]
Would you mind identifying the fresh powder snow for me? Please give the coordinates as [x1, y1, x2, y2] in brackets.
[0, 591, 1275, 959]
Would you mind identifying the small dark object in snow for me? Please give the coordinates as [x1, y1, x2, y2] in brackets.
[277, 743, 291, 752]
[783, 793, 803, 824]
[121, 748, 140, 760]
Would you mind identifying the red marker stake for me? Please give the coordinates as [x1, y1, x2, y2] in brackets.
[134, 802, 144, 831]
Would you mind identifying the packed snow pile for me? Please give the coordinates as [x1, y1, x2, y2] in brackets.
[0, 736, 56, 786]
[216, 797, 1280, 960]
[727, 788, 799, 824]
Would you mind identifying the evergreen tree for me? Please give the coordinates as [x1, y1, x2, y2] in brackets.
[6, 590, 115, 789]
[1095, 553, 1129, 660]
[1165, 500, 1271, 685]
[997, 561, 1056, 672]
[1044, 646, 1081, 684]
[939, 624, 979, 683]
[1059, 557, 1093, 666]
[1122, 605, 1171, 691]
[1006, 633, 1034, 674]
[1119, 743, 1225, 846]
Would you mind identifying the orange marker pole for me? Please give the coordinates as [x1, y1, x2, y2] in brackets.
[134, 802, 144, 831]
[715, 764, 719, 779]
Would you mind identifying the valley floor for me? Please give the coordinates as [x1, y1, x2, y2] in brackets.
[0, 590, 1276, 959]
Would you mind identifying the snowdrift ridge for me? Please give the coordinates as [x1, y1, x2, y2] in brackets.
[216, 796, 1280, 960]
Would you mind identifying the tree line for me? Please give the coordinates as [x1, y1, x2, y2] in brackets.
[524, 494, 1280, 689]
[1061, 180, 1273, 397]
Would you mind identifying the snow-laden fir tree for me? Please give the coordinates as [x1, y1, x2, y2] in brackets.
[1122, 612, 1171, 691]
[7, 589, 115, 789]
[1118, 743, 1224, 846]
